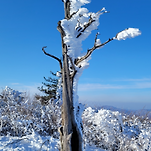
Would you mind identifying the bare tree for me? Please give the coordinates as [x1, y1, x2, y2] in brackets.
[42, 0, 141, 151]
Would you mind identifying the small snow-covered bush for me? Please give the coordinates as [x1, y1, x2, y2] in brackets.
[82, 107, 151, 151]
[82, 107, 123, 150]
[0, 87, 61, 138]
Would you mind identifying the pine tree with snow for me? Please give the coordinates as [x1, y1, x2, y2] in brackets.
[42, 0, 141, 150]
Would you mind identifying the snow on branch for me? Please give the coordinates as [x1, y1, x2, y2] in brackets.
[76, 8, 108, 38]
[114, 28, 141, 40]
[76, 16, 95, 38]
[75, 36, 114, 66]
[96, 7, 108, 16]
[94, 32, 101, 47]
[70, 0, 91, 14]
[61, 6, 108, 61]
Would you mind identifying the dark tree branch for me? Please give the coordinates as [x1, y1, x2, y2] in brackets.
[57, 21, 66, 38]
[95, 37, 114, 49]
[63, 0, 79, 19]
[96, 7, 106, 15]
[42, 46, 63, 70]
[94, 32, 100, 46]
[95, 8, 109, 17]
[64, 0, 71, 19]
[75, 37, 114, 66]
[70, 9, 79, 18]
[76, 16, 95, 38]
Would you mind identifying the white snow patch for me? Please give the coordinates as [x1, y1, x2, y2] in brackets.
[70, 0, 91, 14]
[0, 132, 60, 151]
[114, 28, 141, 40]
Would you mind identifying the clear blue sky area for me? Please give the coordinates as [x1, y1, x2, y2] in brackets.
[0, 0, 151, 110]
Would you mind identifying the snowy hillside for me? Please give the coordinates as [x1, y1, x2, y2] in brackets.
[0, 87, 151, 151]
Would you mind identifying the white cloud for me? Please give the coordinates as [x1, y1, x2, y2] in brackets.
[79, 93, 151, 103]
[115, 78, 151, 82]
[78, 83, 124, 91]
[8, 83, 42, 96]
[11, 83, 20, 85]
[79, 94, 151, 110]
[135, 82, 151, 89]
[78, 81, 151, 91]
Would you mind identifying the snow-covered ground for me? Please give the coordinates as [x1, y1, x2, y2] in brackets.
[0, 87, 151, 151]
[0, 134, 105, 151]
[0, 132, 59, 151]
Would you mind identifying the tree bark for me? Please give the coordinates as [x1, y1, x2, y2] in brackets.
[56, 1, 83, 149]
[57, 18, 82, 150]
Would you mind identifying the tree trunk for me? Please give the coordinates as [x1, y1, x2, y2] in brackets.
[56, 1, 83, 150]
[57, 25, 82, 151]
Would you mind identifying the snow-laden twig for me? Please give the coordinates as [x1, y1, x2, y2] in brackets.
[75, 37, 114, 66]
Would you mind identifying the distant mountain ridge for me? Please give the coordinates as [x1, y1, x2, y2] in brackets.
[94, 105, 151, 119]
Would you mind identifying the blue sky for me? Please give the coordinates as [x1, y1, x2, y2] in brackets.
[0, 0, 151, 110]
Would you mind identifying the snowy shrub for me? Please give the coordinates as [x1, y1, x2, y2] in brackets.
[82, 107, 123, 150]
[0, 87, 61, 138]
[119, 114, 151, 151]
[82, 107, 151, 151]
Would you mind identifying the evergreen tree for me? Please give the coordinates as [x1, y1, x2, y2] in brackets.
[35, 71, 58, 105]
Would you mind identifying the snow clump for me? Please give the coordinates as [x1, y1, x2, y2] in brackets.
[114, 28, 141, 40]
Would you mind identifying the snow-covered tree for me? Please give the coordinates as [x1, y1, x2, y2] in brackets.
[42, 0, 141, 151]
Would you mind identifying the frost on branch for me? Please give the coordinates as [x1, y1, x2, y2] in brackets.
[70, 0, 91, 14]
[114, 28, 141, 40]
[61, 7, 107, 63]
[95, 39, 101, 46]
